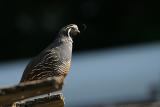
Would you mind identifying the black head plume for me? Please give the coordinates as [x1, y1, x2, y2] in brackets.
[82, 24, 87, 31]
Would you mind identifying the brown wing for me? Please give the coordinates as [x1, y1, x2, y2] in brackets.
[20, 48, 61, 82]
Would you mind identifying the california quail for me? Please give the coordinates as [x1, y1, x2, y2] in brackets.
[20, 24, 80, 89]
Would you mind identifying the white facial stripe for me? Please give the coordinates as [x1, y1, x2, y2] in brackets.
[67, 28, 71, 36]
[67, 28, 73, 42]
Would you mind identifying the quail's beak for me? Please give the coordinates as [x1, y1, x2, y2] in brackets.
[76, 30, 80, 36]
[77, 29, 80, 34]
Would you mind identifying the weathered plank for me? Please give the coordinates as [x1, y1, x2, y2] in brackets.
[0, 78, 61, 105]
[12, 93, 64, 107]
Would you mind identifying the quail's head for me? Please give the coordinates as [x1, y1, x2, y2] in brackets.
[60, 24, 80, 37]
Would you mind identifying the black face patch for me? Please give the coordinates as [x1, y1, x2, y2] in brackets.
[69, 28, 80, 36]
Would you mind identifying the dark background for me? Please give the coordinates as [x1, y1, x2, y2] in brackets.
[0, 0, 159, 61]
